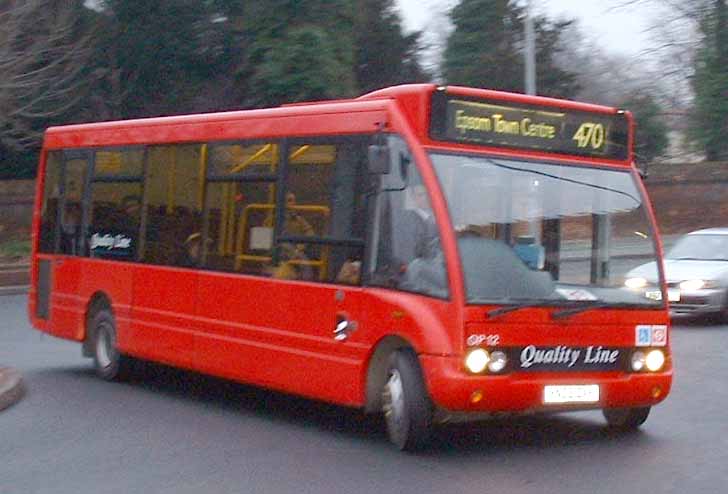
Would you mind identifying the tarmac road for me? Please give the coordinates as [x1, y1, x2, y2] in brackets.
[2, 293, 728, 494]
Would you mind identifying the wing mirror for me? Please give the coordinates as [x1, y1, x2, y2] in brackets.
[368, 144, 390, 174]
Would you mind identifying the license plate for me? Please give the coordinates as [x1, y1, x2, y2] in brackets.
[544, 384, 600, 404]
[667, 289, 680, 302]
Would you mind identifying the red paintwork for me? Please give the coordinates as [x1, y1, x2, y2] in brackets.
[29, 84, 671, 416]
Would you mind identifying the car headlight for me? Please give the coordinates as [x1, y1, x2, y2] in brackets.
[465, 348, 490, 374]
[679, 279, 719, 291]
[625, 277, 648, 289]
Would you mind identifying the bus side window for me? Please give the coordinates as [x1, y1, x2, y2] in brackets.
[369, 136, 448, 298]
[38, 152, 62, 253]
[88, 149, 144, 260]
[280, 138, 367, 284]
[202, 142, 279, 275]
[143, 145, 203, 266]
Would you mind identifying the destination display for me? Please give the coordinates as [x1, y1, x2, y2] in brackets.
[429, 93, 629, 160]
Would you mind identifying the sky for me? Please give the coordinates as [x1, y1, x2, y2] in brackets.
[396, 0, 653, 56]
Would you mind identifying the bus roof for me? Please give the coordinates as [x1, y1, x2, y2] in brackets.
[43, 84, 632, 163]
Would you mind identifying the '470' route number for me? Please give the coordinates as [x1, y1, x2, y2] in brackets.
[572, 122, 605, 150]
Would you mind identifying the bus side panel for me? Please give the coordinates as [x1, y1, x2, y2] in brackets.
[129, 265, 198, 369]
[81, 259, 135, 348]
[44, 255, 88, 341]
[194, 273, 367, 407]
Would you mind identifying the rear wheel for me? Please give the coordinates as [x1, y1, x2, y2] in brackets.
[603, 406, 650, 430]
[90, 308, 130, 381]
[382, 350, 433, 451]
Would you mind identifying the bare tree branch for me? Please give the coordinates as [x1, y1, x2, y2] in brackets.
[0, 0, 92, 150]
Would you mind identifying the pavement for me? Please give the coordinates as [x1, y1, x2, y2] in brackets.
[0, 367, 24, 411]
[0, 264, 28, 410]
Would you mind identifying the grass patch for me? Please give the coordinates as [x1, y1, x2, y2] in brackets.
[0, 238, 31, 262]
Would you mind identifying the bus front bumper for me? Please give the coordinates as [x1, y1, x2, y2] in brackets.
[420, 354, 672, 417]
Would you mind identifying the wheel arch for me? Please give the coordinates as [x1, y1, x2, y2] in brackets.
[82, 291, 113, 357]
[363, 334, 420, 414]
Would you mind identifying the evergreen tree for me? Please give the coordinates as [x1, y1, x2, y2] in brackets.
[86, 1, 229, 120]
[241, 0, 358, 107]
[354, 0, 429, 93]
[621, 93, 670, 164]
[442, 0, 579, 98]
[691, 0, 728, 160]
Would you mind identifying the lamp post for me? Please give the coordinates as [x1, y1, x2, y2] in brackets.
[524, 0, 536, 96]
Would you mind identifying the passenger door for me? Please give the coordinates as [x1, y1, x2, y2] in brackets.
[40, 150, 92, 340]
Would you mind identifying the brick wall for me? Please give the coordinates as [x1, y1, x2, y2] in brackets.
[644, 163, 728, 236]
[0, 180, 34, 241]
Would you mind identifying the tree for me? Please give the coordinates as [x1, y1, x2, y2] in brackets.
[442, 0, 521, 92]
[85, 1, 232, 120]
[621, 93, 670, 164]
[239, 0, 358, 107]
[354, 0, 429, 93]
[690, 0, 728, 160]
[442, 0, 579, 98]
[0, 0, 90, 157]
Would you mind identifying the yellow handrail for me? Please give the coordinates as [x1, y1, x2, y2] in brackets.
[234, 203, 330, 278]
[197, 144, 207, 210]
[229, 144, 274, 174]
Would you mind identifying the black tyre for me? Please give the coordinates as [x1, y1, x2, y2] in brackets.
[90, 308, 130, 381]
[603, 406, 650, 430]
[382, 350, 433, 451]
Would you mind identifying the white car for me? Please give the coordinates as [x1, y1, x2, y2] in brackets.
[625, 228, 728, 319]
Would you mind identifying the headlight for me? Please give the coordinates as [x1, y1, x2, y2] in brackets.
[487, 351, 508, 373]
[679, 279, 718, 291]
[631, 351, 646, 371]
[645, 349, 666, 372]
[465, 348, 490, 373]
[625, 277, 648, 289]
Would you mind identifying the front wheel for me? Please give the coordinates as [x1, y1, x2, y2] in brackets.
[382, 350, 433, 451]
[90, 308, 130, 381]
[603, 406, 650, 430]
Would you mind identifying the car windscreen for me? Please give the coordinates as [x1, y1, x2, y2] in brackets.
[667, 234, 728, 261]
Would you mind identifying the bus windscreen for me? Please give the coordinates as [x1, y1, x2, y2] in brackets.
[429, 92, 629, 160]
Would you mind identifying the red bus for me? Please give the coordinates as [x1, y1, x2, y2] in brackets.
[29, 84, 672, 450]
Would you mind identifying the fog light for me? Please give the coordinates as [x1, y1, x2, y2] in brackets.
[631, 351, 646, 372]
[487, 351, 508, 373]
[470, 390, 484, 403]
[651, 386, 663, 399]
[645, 349, 665, 372]
[465, 348, 490, 374]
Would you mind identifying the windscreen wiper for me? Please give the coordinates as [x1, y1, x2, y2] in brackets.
[551, 301, 613, 320]
[487, 301, 545, 319]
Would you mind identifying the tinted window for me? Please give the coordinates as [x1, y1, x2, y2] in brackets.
[89, 148, 144, 260]
[208, 143, 278, 177]
[368, 136, 447, 298]
[38, 152, 62, 253]
[275, 139, 368, 284]
[142, 145, 204, 266]
[204, 180, 278, 273]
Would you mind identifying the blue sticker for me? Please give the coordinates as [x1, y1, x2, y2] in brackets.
[636, 325, 652, 346]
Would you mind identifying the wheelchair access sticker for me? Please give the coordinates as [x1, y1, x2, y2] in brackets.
[636, 325, 668, 347]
